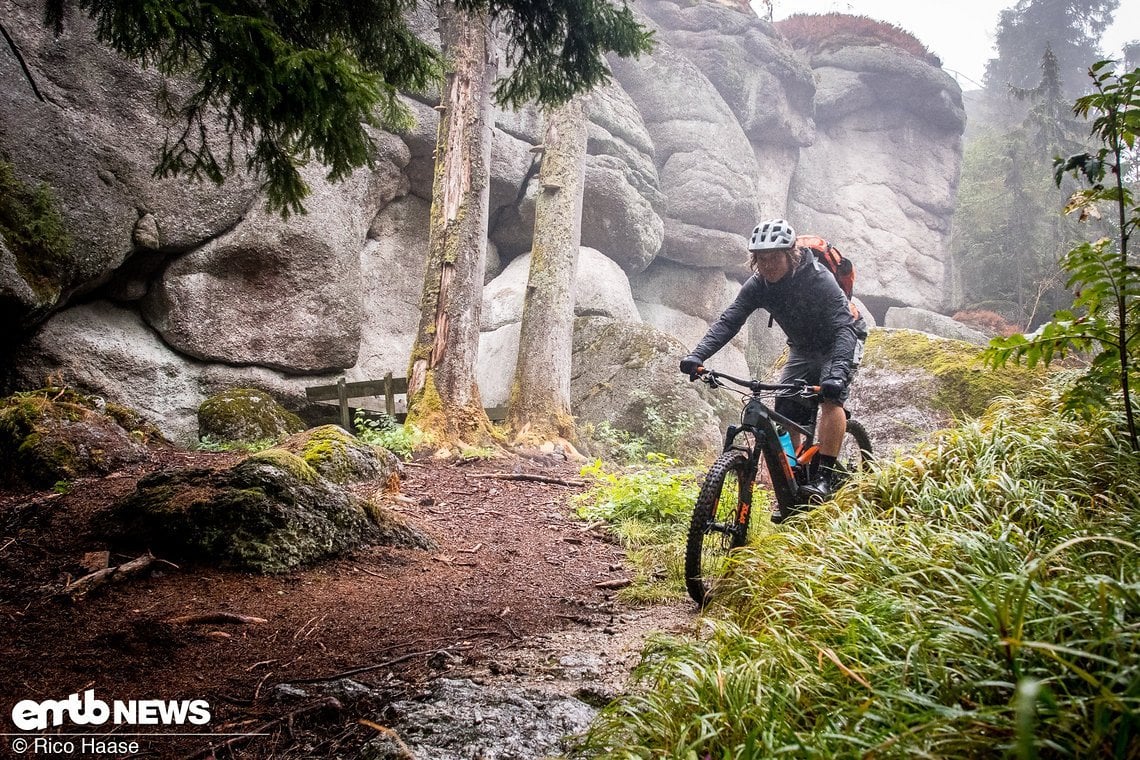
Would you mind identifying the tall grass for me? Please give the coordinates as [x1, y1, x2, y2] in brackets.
[577, 387, 1140, 758]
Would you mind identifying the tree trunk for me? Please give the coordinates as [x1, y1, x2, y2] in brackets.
[406, 1, 496, 445]
[506, 96, 588, 445]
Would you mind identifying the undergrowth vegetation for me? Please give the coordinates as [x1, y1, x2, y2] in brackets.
[577, 385, 1139, 758]
[774, 13, 940, 66]
[354, 411, 419, 459]
[575, 454, 700, 604]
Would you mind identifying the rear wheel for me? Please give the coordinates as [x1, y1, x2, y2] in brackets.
[835, 418, 873, 483]
[684, 450, 753, 606]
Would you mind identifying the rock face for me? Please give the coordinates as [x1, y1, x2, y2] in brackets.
[1, 0, 965, 445]
[788, 46, 964, 316]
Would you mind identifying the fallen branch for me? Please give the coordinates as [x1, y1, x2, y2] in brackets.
[166, 612, 268, 626]
[181, 696, 342, 760]
[62, 553, 174, 598]
[594, 578, 632, 590]
[467, 472, 586, 487]
[287, 644, 476, 684]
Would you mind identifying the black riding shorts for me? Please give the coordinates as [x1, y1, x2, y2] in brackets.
[774, 340, 865, 427]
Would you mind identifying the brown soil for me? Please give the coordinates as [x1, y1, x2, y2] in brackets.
[0, 448, 687, 759]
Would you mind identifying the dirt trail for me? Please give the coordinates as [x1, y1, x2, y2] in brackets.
[0, 450, 694, 759]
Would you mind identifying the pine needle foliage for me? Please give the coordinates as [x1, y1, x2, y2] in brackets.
[43, 0, 651, 216]
[576, 386, 1140, 759]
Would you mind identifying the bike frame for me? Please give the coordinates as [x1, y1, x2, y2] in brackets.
[724, 395, 813, 517]
[707, 370, 817, 517]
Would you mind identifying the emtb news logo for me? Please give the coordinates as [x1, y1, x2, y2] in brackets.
[11, 690, 211, 730]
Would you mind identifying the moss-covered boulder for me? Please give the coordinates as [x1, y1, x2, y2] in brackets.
[277, 425, 403, 488]
[0, 388, 159, 488]
[851, 328, 1047, 456]
[197, 388, 305, 445]
[102, 451, 433, 573]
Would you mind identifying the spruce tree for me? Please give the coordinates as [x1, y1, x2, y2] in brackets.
[43, 0, 652, 215]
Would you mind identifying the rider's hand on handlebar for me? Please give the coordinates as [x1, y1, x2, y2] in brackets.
[679, 355, 705, 381]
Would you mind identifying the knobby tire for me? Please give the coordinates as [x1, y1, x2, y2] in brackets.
[841, 418, 873, 470]
[684, 449, 752, 607]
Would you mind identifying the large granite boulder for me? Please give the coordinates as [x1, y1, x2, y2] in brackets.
[0, 0, 259, 330]
[489, 83, 665, 273]
[478, 248, 641, 408]
[353, 195, 433, 379]
[141, 142, 408, 373]
[637, 0, 816, 217]
[570, 317, 724, 460]
[13, 301, 335, 444]
[788, 45, 965, 314]
[884, 306, 989, 345]
[610, 35, 763, 273]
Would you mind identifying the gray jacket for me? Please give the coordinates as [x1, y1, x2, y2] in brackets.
[691, 255, 862, 383]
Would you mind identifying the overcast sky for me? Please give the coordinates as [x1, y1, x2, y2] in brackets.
[767, 0, 1140, 89]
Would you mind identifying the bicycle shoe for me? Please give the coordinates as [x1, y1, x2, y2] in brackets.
[771, 502, 808, 524]
[798, 475, 835, 505]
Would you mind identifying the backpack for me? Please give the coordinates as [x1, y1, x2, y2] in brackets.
[795, 235, 855, 299]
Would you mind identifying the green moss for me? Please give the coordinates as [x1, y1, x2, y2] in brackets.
[246, 448, 320, 483]
[198, 387, 305, 444]
[293, 426, 356, 481]
[104, 402, 163, 443]
[865, 329, 1046, 417]
[0, 160, 72, 300]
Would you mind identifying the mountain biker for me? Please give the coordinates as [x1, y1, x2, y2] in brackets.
[679, 218, 867, 502]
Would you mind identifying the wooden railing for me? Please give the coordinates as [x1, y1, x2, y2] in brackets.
[305, 373, 506, 430]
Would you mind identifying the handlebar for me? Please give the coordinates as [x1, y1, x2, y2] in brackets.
[692, 366, 819, 397]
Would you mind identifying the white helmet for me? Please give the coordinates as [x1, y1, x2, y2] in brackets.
[748, 219, 797, 251]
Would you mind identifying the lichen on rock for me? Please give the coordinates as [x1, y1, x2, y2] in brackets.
[102, 450, 433, 573]
[277, 424, 404, 489]
[0, 387, 154, 488]
[197, 387, 305, 446]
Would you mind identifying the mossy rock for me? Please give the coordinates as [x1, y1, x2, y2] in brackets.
[0, 388, 156, 488]
[198, 388, 305, 445]
[852, 328, 1048, 457]
[863, 328, 1045, 417]
[277, 425, 403, 488]
[101, 453, 433, 573]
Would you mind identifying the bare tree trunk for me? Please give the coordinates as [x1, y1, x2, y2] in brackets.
[406, 1, 496, 446]
[506, 96, 588, 445]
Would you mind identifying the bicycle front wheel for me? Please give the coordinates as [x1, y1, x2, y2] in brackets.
[684, 449, 753, 606]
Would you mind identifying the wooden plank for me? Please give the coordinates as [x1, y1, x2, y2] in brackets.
[305, 377, 409, 402]
[337, 377, 351, 431]
[384, 372, 396, 417]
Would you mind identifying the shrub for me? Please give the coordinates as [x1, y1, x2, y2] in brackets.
[952, 309, 1023, 337]
[774, 13, 941, 67]
[575, 454, 700, 603]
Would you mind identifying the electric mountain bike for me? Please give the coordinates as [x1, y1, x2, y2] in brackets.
[683, 367, 873, 606]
